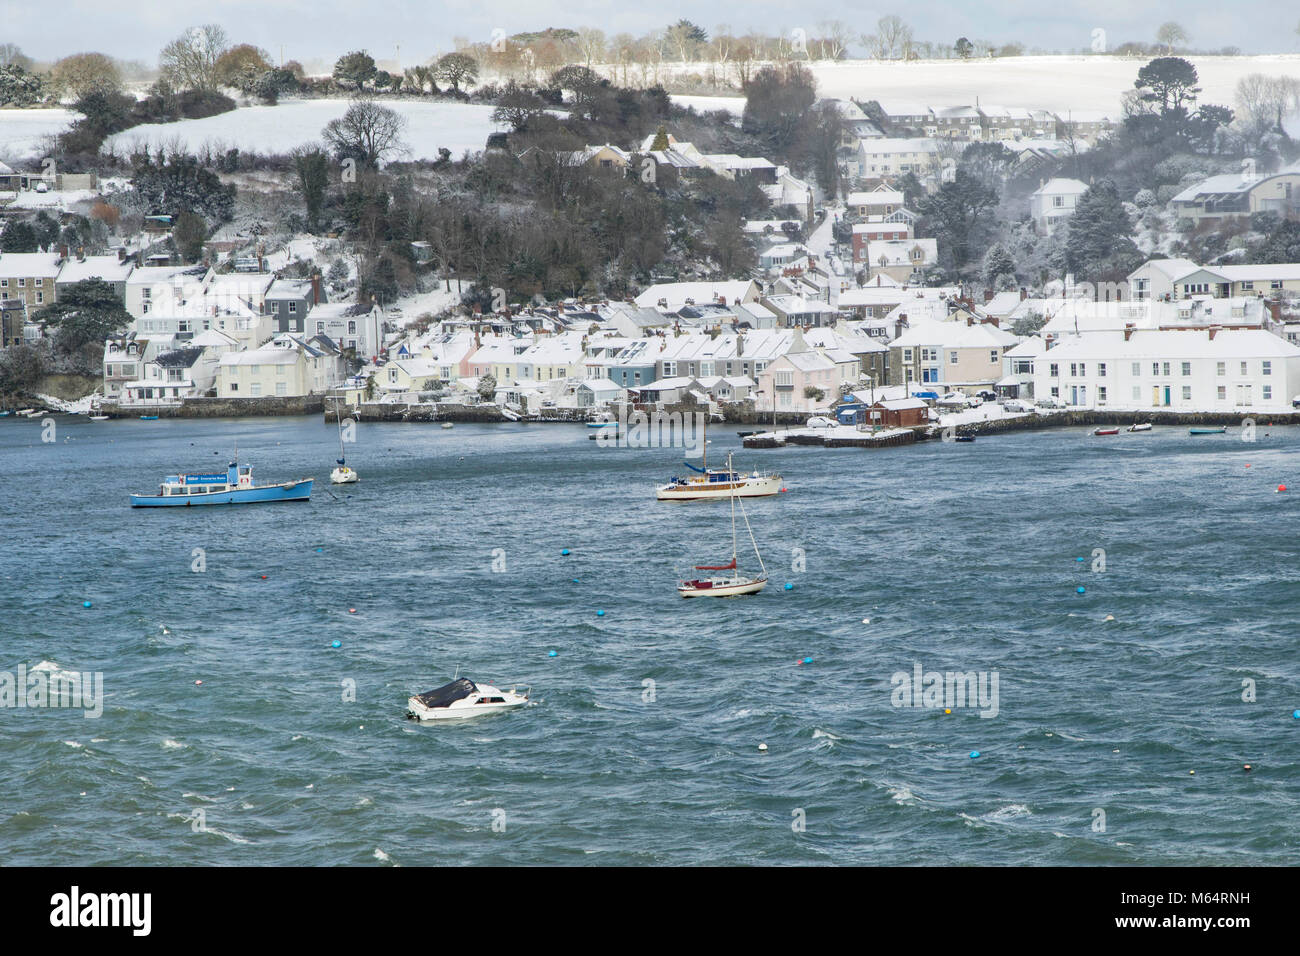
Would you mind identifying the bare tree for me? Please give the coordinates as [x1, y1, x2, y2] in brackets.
[873, 15, 913, 60]
[321, 96, 408, 168]
[816, 20, 854, 61]
[158, 24, 230, 92]
[1156, 21, 1188, 53]
[576, 28, 607, 70]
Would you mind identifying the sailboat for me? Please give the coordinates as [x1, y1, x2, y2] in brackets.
[330, 409, 359, 484]
[656, 415, 782, 500]
[677, 454, 768, 598]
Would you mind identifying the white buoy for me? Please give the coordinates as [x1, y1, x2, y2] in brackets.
[758, 743, 768, 752]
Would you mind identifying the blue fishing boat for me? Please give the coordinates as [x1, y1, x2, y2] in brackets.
[130, 460, 313, 507]
[139, 415, 159, 420]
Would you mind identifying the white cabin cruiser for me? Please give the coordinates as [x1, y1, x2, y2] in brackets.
[406, 678, 530, 721]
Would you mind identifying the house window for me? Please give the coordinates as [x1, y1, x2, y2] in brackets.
[903, 348, 914, 362]
[17, 278, 25, 288]
[289, 302, 297, 314]
[1217, 362, 1225, 376]
[1070, 363, 1078, 377]
[1161, 362, 1170, 376]
[1217, 385, 1226, 400]
[1131, 362, 1140, 376]
[230, 383, 238, 392]
[990, 350, 998, 364]
[250, 383, 262, 397]
[1050, 363, 1059, 377]
[34, 291, 43, 304]
[1262, 361, 1271, 376]
[1152, 363, 1159, 376]
[1263, 385, 1272, 401]
[1182, 386, 1191, 401]
[775, 371, 794, 387]
[1098, 363, 1106, 377]
[1271, 281, 1283, 290]
[1098, 387, 1106, 404]
[276, 381, 287, 396]
[1241, 281, 1254, 290]
[663, 362, 676, 376]
[1053, 196, 1064, 207]
[1181, 362, 1191, 376]
[949, 351, 958, 365]
[317, 322, 325, 333]
[1132, 386, 1141, 400]
[1240, 362, 1248, 375]
[347, 321, 357, 334]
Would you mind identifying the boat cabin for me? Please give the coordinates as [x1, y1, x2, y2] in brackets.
[155, 463, 253, 496]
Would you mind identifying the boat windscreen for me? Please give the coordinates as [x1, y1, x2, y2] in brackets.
[413, 678, 477, 708]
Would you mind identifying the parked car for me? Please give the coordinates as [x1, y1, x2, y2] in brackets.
[964, 395, 984, 408]
[34, 181, 48, 193]
[1036, 397, 1066, 409]
[1002, 399, 1034, 413]
[975, 389, 998, 402]
[937, 392, 966, 406]
[805, 416, 837, 429]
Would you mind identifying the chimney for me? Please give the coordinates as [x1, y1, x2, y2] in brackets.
[1123, 323, 1135, 341]
[311, 273, 321, 305]
[59, 244, 69, 260]
[966, 314, 973, 326]
[117, 247, 127, 262]
[983, 289, 994, 303]
[1020, 287, 1027, 301]
[77, 246, 85, 262]
[1208, 326, 1220, 340]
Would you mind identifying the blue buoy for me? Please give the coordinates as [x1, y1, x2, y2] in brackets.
[1293, 709, 1300, 720]
[784, 582, 794, 590]
[572, 578, 579, 584]
[315, 548, 323, 553]
[596, 609, 605, 617]
[331, 640, 341, 648]
[1075, 556, 1085, 562]
[548, 649, 557, 657]
[970, 751, 981, 759]
[803, 656, 813, 665]
[82, 601, 92, 608]
[1076, 586, 1086, 594]
[561, 549, 571, 556]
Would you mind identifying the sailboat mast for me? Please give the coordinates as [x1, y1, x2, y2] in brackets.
[702, 413, 707, 473]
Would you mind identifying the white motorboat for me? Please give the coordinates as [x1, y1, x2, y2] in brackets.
[89, 415, 109, 421]
[330, 410, 359, 483]
[1127, 422, 1153, 432]
[656, 416, 782, 500]
[678, 454, 768, 598]
[441, 421, 454, 429]
[406, 678, 530, 721]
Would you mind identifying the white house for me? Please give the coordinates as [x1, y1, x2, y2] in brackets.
[1030, 178, 1089, 236]
[1033, 328, 1300, 412]
[216, 336, 344, 399]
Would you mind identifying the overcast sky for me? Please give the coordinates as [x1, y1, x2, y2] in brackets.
[6, 1, 1300, 64]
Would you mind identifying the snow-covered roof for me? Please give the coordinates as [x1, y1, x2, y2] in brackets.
[56, 255, 133, 284]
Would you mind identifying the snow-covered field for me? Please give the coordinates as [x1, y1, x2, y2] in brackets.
[652, 54, 1300, 116]
[0, 108, 77, 162]
[101, 99, 505, 161]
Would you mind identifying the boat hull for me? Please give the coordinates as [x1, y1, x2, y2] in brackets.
[330, 467, 359, 484]
[678, 576, 768, 598]
[130, 479, 313, 507]
[406, 697, 527, 721]
[1189, 427, 1226, 435]
[657, 475, 783, 500]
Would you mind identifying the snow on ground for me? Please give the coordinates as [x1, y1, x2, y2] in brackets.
[102, 100, 507, 161]
[4, 187, 97, 211]
[388, 286, 465, 324]
[656, 54, 1300, 117]
[0, 108, 77, 162]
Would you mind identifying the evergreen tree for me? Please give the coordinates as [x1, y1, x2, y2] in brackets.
[1063, 180, 1140, 279]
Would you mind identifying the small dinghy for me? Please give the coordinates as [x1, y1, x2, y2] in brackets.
[1189, 426, 1227, 435]
[1127, 423, 1152, 432]
[406, 677, 529, 721]
[1093, 427, 1119, 436]
[440, 421, 454, 429]
[89, 415, 109, 421]
[954, 434, 976, 443]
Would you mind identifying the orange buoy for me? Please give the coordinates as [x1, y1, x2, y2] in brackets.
[1278, 484, 1287, 492]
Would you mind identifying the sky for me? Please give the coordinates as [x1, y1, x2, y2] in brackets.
[4, 0, 1300, 65]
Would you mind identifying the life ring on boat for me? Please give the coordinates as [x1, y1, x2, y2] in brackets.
[185, 500, 192, 507]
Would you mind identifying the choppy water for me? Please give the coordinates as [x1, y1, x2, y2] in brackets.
[1, 415, 1298, 865]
